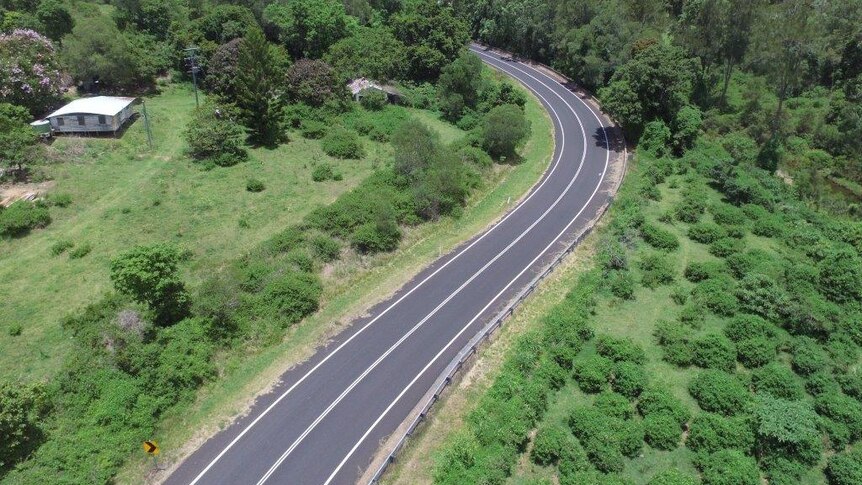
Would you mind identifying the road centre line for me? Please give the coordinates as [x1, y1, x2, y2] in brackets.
[321, 48, 614, 485]
[185, 49, 571, 485]
[255, 49, 595, 485]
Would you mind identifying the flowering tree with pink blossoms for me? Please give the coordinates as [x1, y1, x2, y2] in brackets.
[0, 29, 67, 116]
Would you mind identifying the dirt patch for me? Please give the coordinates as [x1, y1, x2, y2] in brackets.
[0, 181, 55, 207]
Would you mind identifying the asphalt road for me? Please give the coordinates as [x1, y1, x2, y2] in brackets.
[164, 45, 624, 485]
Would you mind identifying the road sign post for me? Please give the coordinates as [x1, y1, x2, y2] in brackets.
[144, 440, 161, 470]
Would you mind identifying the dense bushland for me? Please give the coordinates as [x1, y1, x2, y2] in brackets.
[434, 28, 862, 478]
[453, 0, 862, 216]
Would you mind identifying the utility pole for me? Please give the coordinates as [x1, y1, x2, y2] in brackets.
[184, 46, 201, 108]
[141, 100, 153, 150]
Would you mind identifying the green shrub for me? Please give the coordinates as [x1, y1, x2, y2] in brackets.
[761, 455, 808, 485]
[692, 333, 737, 371]
[584, 438, 625, 473]
[312, 163, 338, 182]
[689, 370, 750, 416]
[640, 120, 672, 157]
[530, 422, 576, 466]
[351, 217, 401, 253]
[300, 119, 327, 139]
[246, 178, 265, 192]
[259, 271, 322, 325]
[7, 323, 22, 336]
[752, 217, 784, 238]
[792, 336, 830, 376]
[266, 226, 305, 254]
[457, 145, 493, 169]
[110, 243, 190, 325]
[655, 320, 694, 366]
[697, 449, 760, 485]
[596, 334, 646, 364]
[185, 102, 248, 167]
[643, 413, 682, 450]
[50, 239, 74, 256]
[725, 250, 773, 279]
[618, 419, 645, 457]
[687, 413, 755, 454]
[359, 88, 388, 110]
[68, 242, 92, 259]
[724, 226, 746, 239]
[639, 252, 676, 288]
[679, 302, 706, 327]
[816, 392, 862, 441]
[481, 104, 530, 159]
[648, 469, 699, 485]
[724, 314, 772, 342]
[806, 371, 841, 397]
[710, 203, 746, 226]
[692, 275, 738, 316]
[641, 223, 680, 251]
[736, 336, 775, 368]
[670, 285, 688, 305]
[594, 391, 633, 419]
[573, 355, 612, 393]
[735, 273, 787, 321]
[819, 246, 862, 303]
[684, 261, 727, 282]
[0, 381, 47, 469]
[286, 248, 314, 272]
[826, 447, 862, 485]
[310, 234, 341, 262]
[0, 201, 51, 237]
[608, 270, 636, 299]
[675, 195, 706, 223]
[688, 222, 726, 244]
[752, 394, 822, 466]
[46, 192, 72, 207]
[698, 450, 761, 485]
[322, 127, 364, 159]
[638, 388, 691, 425]
[709, 237, 744, 258]
[611, 361, 646, 398]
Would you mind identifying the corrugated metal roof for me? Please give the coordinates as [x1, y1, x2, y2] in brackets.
[46, 96, 136, 118]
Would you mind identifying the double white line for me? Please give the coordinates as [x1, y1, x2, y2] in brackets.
[188, 48, 610, 485]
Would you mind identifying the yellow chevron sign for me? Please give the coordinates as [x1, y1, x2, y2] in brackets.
[143, 440, 160, 455]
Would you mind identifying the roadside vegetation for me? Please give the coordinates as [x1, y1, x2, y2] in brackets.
[0, 1, 553, 482]
[410, 2, 862, 485]
[431, 134, 862, 485]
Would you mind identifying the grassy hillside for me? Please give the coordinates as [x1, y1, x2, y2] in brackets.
[114, 71, 554, 483]
[0, 84, 459, 381]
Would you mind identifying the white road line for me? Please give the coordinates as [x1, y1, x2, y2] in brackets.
[322, 48, 614, 485]
[186, 50, 570, 485]
[253, 63, 588, 484]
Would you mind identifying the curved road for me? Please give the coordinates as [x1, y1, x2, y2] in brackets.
[165, 45, 624, 485]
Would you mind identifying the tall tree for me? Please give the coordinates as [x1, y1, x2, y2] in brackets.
[437, 51, 484, 120]
[599, 41, 699, 136]
[0, 29, 66, 116]
[262, 0, 351, 59]
[678, 0, 757, 104]
[0, 103, 37, 175]
[390, 0, 469, 81]
[750, 0, 817, 135]
[35, 0, 73, 42]
[235, 27, 284, 146]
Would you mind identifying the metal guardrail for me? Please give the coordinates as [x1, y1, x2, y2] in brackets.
[367, 196, 615, 484]
[367, 46, 629, 485]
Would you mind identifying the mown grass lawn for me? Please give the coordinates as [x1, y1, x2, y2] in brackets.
[0, 84, 460, 381]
